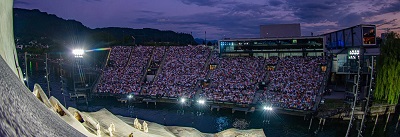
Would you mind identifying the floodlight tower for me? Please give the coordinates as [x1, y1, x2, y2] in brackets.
[72, 49, 86, 95]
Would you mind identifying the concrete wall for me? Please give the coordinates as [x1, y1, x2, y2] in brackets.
[0, 0, 23, 82]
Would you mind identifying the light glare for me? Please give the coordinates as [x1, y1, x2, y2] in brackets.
[198, 99, 205, 105]
[72, 49, 85, 56]
[264, 106, 273, 111]
[180, 98, 186, 103]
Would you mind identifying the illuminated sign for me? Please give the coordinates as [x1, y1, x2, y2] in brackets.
[348, 49, 359, 59]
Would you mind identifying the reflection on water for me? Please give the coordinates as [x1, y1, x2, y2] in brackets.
[24, 61, 400, 137]
[216, 117, 229, 132]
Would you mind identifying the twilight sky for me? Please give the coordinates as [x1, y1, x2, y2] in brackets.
[14, 0, 400, 39]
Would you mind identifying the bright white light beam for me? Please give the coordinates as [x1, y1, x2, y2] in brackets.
[72, 49, 85, 56]
[198, 99, 205, 105]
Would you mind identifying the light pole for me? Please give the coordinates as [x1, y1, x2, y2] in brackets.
[61, 76, 67, 107]
[197, 99, 205, 116]
[24, 52, 29, 88]
[179, 97, 186, 115]
[45, 53, 51, 96]
[59, 53, 67, 107]
[128, 94, 135, 118]
[72, 49, 84, 95]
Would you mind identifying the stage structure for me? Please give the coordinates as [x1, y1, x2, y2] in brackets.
[321, 24, 378, 136]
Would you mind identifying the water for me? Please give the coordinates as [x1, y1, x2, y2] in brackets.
[25, 60, 400, 137]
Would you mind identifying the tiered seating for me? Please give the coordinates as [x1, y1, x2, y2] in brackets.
[122, 46, 153, 94]
[96, 46, 152, 94]
[142, 46, 211, 98]
[201, 56, 266, 104]
[95, 45, 327, 111]
[262, 56, 326, 110]
[265, 56, 279, 65]
[149, 46, 165, 69]
[96, 46, 132, 94]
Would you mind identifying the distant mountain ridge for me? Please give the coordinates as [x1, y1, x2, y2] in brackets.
[194, 38, 218, 45]
[13, 8, 197, 52]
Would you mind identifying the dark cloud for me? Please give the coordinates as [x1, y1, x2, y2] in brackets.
[83, 0, 102, 2]
[338, 13, 362, 27]
[268, 0, 284, 6]
[14, 0, 30, 5]
[180, 0, 226, 6]
[135, 10, 163, 16]
[133, 5, 282, 38]
[13, 0, 400, 39]
[379, 1, 400, 13]
[288, 1, 342, 22]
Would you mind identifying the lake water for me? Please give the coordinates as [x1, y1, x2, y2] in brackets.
[25, 60, 400, 137]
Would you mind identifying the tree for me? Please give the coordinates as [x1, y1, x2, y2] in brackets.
[374, 32, 400, 104]
[207, 41, 212, 46]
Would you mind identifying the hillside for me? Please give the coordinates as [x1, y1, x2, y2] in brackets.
[13, 8, 197, 52]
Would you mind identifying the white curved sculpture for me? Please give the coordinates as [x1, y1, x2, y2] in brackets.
[96, 123, 101, 137]
[108, 123, 116, 137]
[48, 97, 95, 137]
[143, 121, 148, 133]
[137, 122, 142, 130]
[32, 84, 53, 109]
[0, 0, 23, 82]
[134, 118, 139, 129]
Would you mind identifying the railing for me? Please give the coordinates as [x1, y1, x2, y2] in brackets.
[140, 47, 155, 85]
[313, 56, 333, 111]
[204, 50, 213, 70]
[91, 48, 112, 93]
[152, 46, 169, 84]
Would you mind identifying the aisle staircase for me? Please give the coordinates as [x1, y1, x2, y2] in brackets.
[140, 47, 155, 84]
[252, 90, 263, 104]
[152, 46, 169, 84]
[91, 48, 112, 93]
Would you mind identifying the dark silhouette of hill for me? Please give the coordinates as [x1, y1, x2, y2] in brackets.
[194, 38, 217, 45]
[13, 8, 197, 52]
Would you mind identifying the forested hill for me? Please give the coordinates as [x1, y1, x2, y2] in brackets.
[13, 8, 197, 52]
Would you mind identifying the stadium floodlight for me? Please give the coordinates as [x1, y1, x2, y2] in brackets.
[72, 49, 84, 58]
[198, 99, 205, 105]
[263, 106, 273, 111]
[72, 49, 84, 55]
[180, 98, 186, 103]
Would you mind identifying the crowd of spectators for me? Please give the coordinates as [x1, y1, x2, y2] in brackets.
[201, 56, 266, 104]
[149, 46, 165, 69]
[265, 56, 279, 65]
[142, 46, 211, 98]
[96, 46, 152, 94]
[262, 56, 326, 110]
[123, 46, 153, 94]
[95, 46, 327, 111]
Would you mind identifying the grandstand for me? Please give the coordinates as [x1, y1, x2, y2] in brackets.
[94, 40, 329, 114]
[201, 56, 266, 104]
[142, 46, 211, 98]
